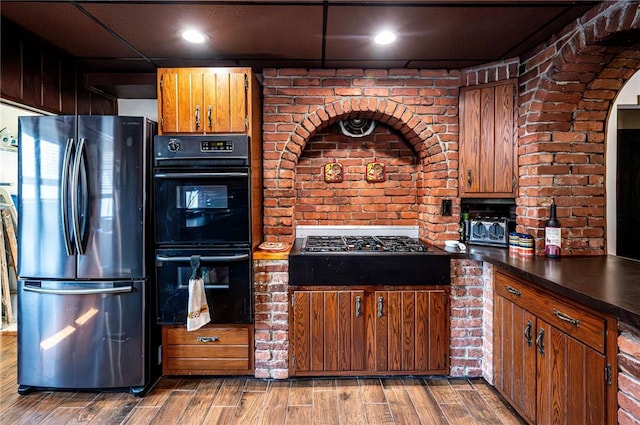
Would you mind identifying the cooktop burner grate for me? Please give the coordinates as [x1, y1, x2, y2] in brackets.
[303, 235, 428, 252]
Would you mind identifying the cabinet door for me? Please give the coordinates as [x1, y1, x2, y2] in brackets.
[158, 68, 202, 134]
[536, 320, 607, 425]
[459, 79, 516, 198]
[290, 290, 365, 375]
[373, 290, 448, 373]
[493, 81, 516, 193]
[203, 70, 247, 133]
[494, 294, 536, 423]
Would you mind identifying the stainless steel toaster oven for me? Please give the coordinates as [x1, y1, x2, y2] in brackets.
[468, 217, 509, 247]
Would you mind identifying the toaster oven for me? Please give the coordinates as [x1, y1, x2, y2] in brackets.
[468, 217, 509, 247]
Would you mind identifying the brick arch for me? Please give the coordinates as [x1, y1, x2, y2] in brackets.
[275, 97, 447, 174]
[517, 0, 640, 256]
[266, 96, 454, 242]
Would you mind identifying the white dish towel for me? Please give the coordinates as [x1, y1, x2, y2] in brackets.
[187, 256, 211, 331]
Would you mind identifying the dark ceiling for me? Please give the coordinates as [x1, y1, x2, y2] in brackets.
[1, 0, 601, 99]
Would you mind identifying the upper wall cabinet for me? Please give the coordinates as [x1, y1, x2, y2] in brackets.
[459, 79, 518, 198]
[1, 18, 116, 116]
[157, 67, 249, 135]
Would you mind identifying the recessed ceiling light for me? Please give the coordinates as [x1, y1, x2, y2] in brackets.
[182, 29, 207, 44]
[374, 30, 397, 45]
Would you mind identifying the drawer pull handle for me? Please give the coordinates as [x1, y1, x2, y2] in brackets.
[378, 297, 384, 318]
[355, 296, 362, 318]
[467, 169, 472, 188]
[536, 328, 545, 357]
[195, 105, 201, 129]
[197, 336, 219, 343]
[553, 309, 580, 327]
[208, 105, 213, 129]
[505, 285, 522, 297]
[523, 320, 532, 347]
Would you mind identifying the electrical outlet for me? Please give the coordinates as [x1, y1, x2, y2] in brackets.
[441, 199, 452, 216]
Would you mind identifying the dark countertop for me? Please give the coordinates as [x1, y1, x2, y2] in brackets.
[447, 245, 640, 328]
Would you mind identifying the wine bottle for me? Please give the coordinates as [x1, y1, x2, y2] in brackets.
[544, 201, 561, 258]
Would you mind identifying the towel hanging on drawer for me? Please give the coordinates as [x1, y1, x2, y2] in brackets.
[187, 255, 211, 331]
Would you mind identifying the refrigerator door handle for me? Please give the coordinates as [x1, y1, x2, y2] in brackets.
[23, 284, 134, 295]
[71, 137, 87, 255]
[155, 254, 250, 262]
[61, 138, 75, 256]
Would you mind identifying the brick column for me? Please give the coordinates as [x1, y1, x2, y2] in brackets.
[253, 259, 289, 379]
[450, 259, 487, 377]
[618, 322, 640, 424]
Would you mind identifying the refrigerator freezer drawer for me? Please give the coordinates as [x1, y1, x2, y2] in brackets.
[18, 280, 147, 391]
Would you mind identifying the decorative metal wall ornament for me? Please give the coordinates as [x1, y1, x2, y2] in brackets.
[339, 118, 376, 137]
[323, 159, 344, 183]
[366, 159, 385, 182]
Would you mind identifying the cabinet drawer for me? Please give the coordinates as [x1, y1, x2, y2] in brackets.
[495, 273, 606, 353]
[164, 326, 249, 345]
[162, 324, 253, 375]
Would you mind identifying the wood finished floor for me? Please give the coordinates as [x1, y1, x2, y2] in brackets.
[0, 333, 525, 424]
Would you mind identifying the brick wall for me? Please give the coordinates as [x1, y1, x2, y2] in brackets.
[516, 1, 640, 255]
[449, 259, 487, 377]
[618, 322, 640, 425]
[460, 58, 519, 87]
[481, 262, 494, 384]
[295, 124, 420, 225]
[253, 259, 289, 379]
[262, 68, 461, 244]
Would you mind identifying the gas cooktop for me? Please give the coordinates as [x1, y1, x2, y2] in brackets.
[303, 235, 428, 253]
[289, 233, 450, 286]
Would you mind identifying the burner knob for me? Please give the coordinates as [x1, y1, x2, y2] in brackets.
[167, 140, 181, 152]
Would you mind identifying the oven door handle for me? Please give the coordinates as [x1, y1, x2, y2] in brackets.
[155, 254, 250, 263]
[154, 172, 248, 178]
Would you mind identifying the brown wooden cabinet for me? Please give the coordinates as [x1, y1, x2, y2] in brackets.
[157, 67, 249, 135]
[290, 289, 366, 374]
[1, 18, 116, 116]
[371, 290, 448, 372]
[162, 324, 254, 376]
[459, 79, 517, 198]
[493, 271, 617, 425]
[289, 286, 449, 377]
[494, 291, 537, 423]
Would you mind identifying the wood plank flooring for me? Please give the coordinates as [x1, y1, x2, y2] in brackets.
[0, 333, 525, 424]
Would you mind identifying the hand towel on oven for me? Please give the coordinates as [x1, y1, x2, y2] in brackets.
[187, 256, 211, 331]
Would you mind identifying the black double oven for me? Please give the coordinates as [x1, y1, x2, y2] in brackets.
[153, 135, 253, 324]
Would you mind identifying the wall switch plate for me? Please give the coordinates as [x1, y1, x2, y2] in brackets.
[441, 199, 452, 216]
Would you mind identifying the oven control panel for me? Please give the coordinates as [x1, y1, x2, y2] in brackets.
[201, 140, 234, 152]
[154, 135, 249, 166]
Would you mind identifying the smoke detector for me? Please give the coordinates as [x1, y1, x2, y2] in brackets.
[339, 118, 376, 138]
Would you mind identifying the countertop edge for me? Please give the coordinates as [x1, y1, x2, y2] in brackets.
[447, 246, 640, 329]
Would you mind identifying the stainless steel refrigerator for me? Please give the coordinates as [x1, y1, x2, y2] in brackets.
[16, 115, 159, 396]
